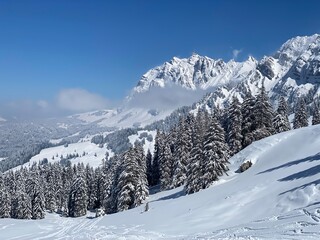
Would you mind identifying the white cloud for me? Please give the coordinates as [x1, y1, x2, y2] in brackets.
[56, 88, 110, 112]
[37, 100, 49, 109]
[232, 49, 242, 59]
[127, 85, 213, 111]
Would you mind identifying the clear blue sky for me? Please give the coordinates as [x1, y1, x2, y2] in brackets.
[0, 0, 319, 111]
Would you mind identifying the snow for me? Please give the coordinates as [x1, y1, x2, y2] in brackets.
[128, 130, 157, 154]
[16, 141, 111, 169]
[3, 125, 320, 239]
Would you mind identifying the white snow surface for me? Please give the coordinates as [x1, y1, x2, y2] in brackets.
[2, 125, 320, 239]
[128, 130, 157, 154]
[17, 141, 111, 169]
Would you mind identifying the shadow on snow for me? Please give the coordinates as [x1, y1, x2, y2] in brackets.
[257, 152, 320, 175]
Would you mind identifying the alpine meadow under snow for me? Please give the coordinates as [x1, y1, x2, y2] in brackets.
[1, 34, 320, 239]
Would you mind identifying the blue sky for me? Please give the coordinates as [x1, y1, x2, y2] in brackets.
[0, 0, 320, 117]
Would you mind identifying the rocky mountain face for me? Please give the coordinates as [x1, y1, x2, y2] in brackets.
[132, 34, 320, 111]
[71, 34, 320, 129]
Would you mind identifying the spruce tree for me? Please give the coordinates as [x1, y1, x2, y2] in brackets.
[26, 173, 45, 219]
[68, 174, 88, 217]
[312, 102, 320, 125]
[159, 141, 173, 191]
[0, 174, 11, 218]
[227, 96, 243, 155]
[132, 143, 149, 207]
[252, 84, 274, 140]
[273, 96, 291, 133]
[241, 93, 256, 148]
[202, 116, 230, 189]
[151, 130, 163, 186]
[293, 98, 308, 129]
[185, 110, 205, 194]
[172, 117, 192, 188]
[11, 190, 32, 219]
[116, 147, 148, 212]
[146, 149, 153, 186]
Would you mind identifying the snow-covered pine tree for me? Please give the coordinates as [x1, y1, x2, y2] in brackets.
[151, 130, 163, 186]
[202, 116, 230, 189]
[159, 141, 173, 191]
[185, 110, 205, 194]
[171, 117, 192, 188]
[68, 174, 88, 217]
[59, 165, 74, 215]
[146, 149, 153, 186]
[51, 163, 64, 214]
[44, 167, 57, 213]
[106, 154, 124, 214]
[273, 96, 291, 133]
[293, 98, 308, 129]
[132, 143, 149, 207]
[116, 148, 140, 212]
[0, 174, 11, 218]
[10, 170, 32, 219]
[312, 102, 320, 125]
[252, 84, 274, 141]
[85, 164, 96, 210]
[25, 172, 45, 219]
[11, 189, 32, 219]
[241, 93, 256, 148]
[227, 96, 243, 155]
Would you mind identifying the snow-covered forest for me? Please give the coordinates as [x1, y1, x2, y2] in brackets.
[1, 85, 319, 220]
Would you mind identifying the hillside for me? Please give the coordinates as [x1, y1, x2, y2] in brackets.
[1, 125, 320, 239]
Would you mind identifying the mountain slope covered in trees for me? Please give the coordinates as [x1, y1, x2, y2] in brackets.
[1, 124, 320, 239]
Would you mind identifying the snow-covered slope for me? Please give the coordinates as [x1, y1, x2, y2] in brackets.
[2, 125, 320, 239]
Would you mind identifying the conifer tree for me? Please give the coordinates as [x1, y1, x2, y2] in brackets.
[312, 102, 320, 125]
[252, 84, 274, 140]
[132, 143, 149, 207]
[241, 93, 256, 148]
[273, 96, 291, 133]
[68, 174, 88, 217]
[44, 169, 57, 213]
[202, 116, 230, 189]
[0, 174, 11, 218]
[172, 117, 192, 188]
[293, 98, 308, 129]
[227, 96, 243, 155]
[151, 130, 163, 186]
[159, 141, 173, 191]
[185, 110, 205, 194]
[146, 149, 153, 186]
[26, 173, 45, 219]
[85, 165, 97, 210]
[116, 147, 148, 211]
[11, 190, 32, 219]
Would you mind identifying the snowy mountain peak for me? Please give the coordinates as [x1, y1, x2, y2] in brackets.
[276, 34, 320, 66]
[132, 53, 257, 96]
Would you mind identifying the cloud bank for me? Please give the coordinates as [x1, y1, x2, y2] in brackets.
[57, 88, 111, 112]
[0, 88, 114, 120]
[127, 85, 213, 111]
